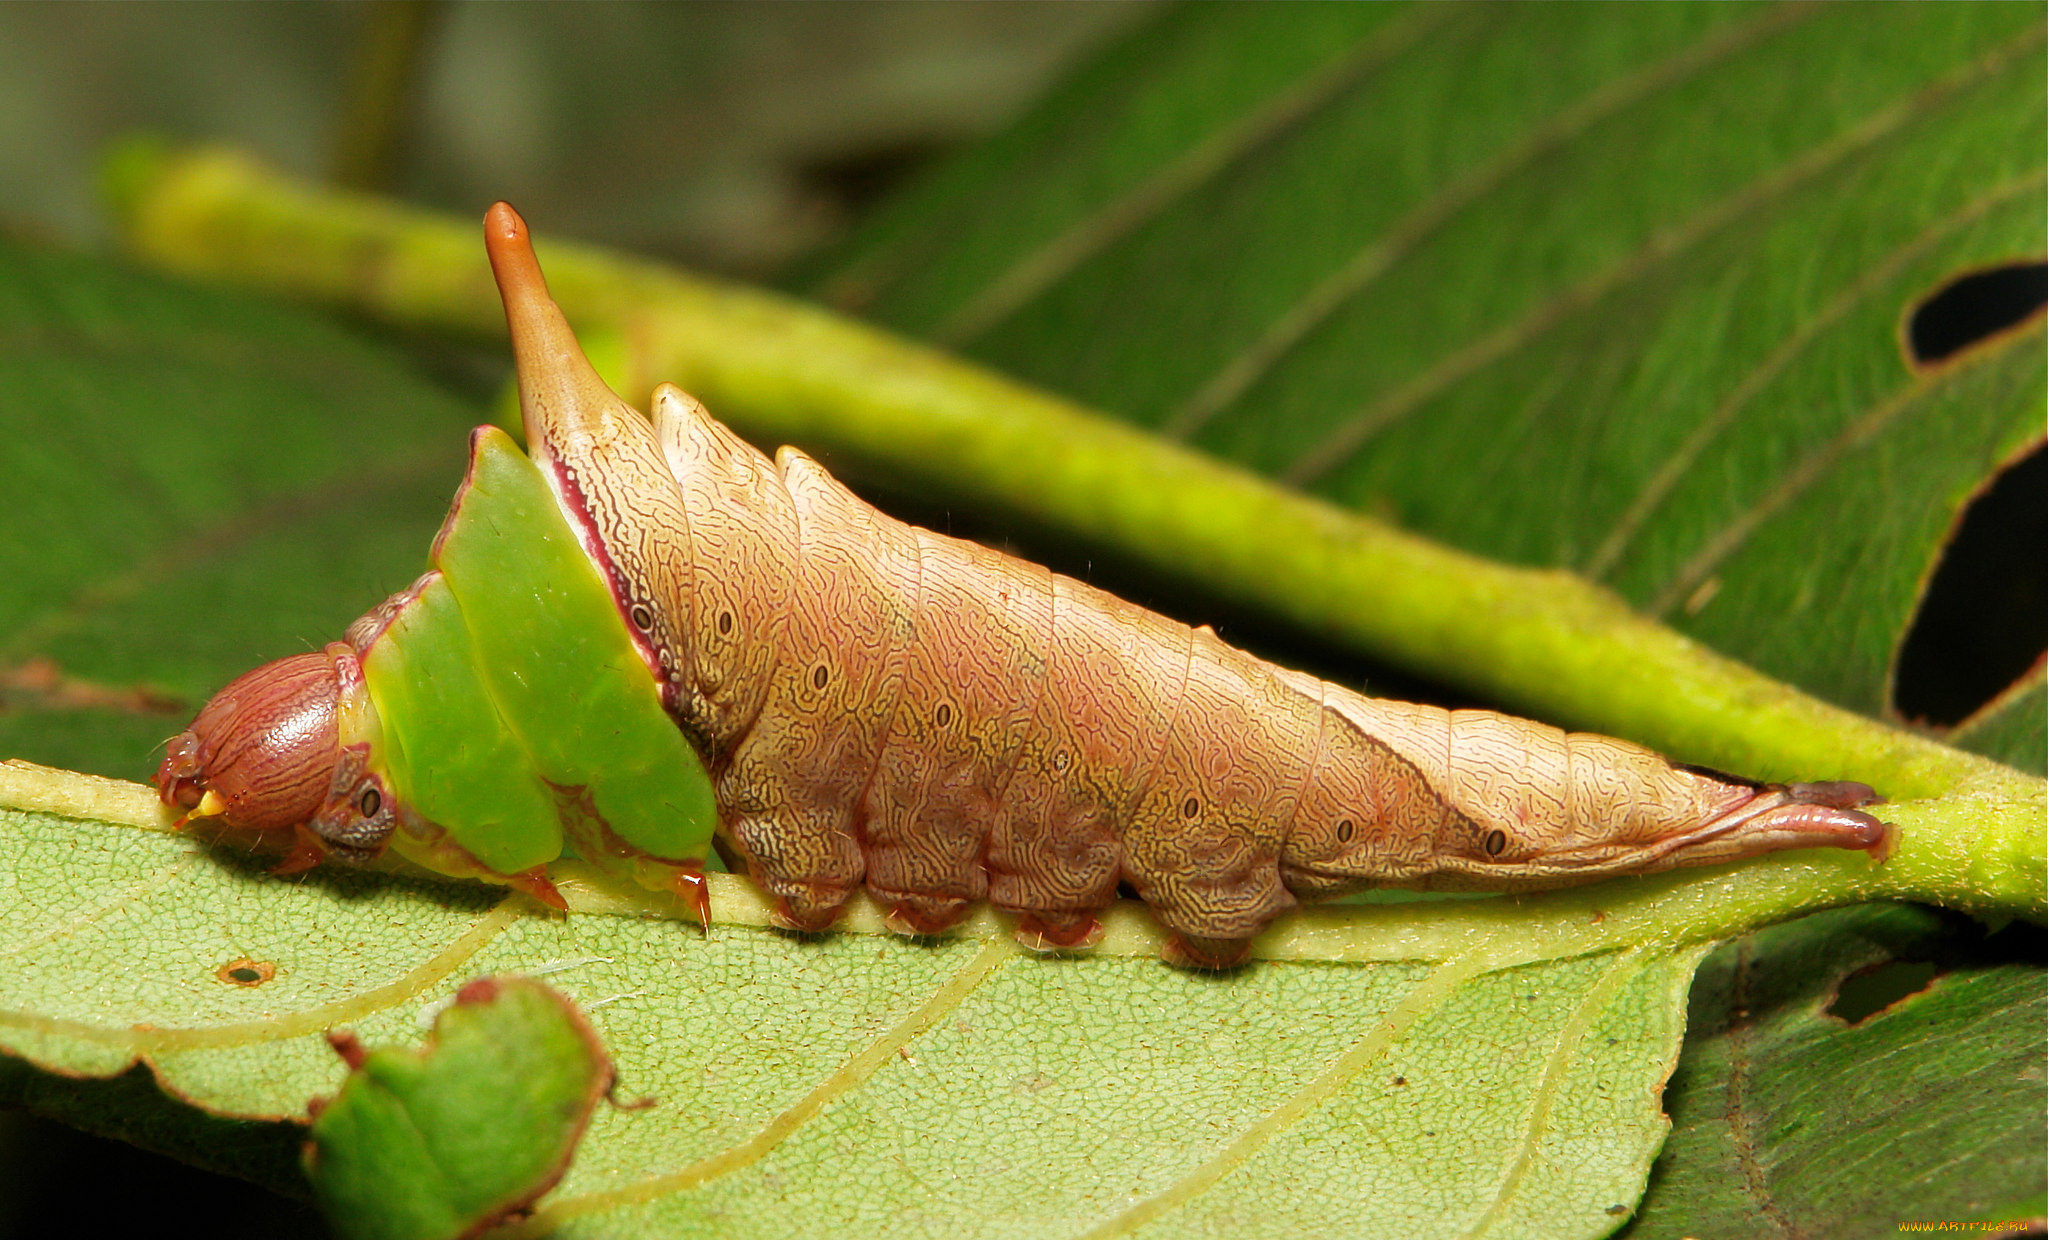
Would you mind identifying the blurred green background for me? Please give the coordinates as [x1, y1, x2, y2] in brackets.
[0, 5, 1144, 1235]
[0, 1, 1149, 271]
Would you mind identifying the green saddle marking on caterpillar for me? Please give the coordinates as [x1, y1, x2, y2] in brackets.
[361, 425, 716, 878]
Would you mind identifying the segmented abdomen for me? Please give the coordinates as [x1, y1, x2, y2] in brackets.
[610, 379, 1875, 968]
[641, 389, 1477, 954]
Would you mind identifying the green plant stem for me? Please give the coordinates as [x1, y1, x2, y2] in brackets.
[105, 145, 2043, 920]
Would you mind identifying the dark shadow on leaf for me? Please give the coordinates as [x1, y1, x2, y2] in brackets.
[182, 822, 502, 912]
[0, 1059, 326, 1236]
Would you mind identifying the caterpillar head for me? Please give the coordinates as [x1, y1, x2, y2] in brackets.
[155, 642, 396, 864]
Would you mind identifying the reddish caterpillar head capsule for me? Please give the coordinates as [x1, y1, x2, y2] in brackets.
[157, 647, 346, 833]
[157, 640, 400, 876]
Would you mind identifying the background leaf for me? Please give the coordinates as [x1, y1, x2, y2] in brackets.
[1625, 904, 2047, 1237]
[1951, 667, 2047, 777]
[0, 234, 476, 784]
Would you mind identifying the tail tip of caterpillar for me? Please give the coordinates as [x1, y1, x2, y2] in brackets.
[1782, 778, 1897, 864]
[1785, 779, 1883, 809]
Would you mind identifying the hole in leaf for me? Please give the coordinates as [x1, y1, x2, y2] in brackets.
[1893, 442, 2048, 727]
[216, 958, 276, 988]
[1905, 259, 2048, 366]
[1828, 958, 1940, 1024]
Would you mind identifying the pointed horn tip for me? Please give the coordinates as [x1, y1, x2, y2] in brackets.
[482, 201, 548, 302]
[484, 200, 527, 246]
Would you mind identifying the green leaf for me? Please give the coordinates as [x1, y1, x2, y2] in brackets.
[7, 3, 2040, 1232]
[0, 752, 2036, 1237]
[0, 785, 1761, 1239]
[1624, 904, 2047, 1237]
[0, 233, 475, 784]
[1950, 663, 2048, 776]
[307, 976, 613, 1240]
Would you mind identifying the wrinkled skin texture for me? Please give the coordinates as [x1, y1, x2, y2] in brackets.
[158, 650, 340, 830]
[157, 205, 1894, 970]
[483, 205, 1891, 968]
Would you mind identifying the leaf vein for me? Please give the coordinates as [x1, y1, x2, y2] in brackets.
[1458, 947, 1656, 1239]
[1646, 316, 2043, 618]
[1724, 936, 1804, 1238]
[1073, 950, 1491, 1240]
[933, 2, 1457, 349]
[1584, 166, 2048, 582]
[531, 932, 1017, 1225]
[0, 896, 523, 1054]
[1166, 0, 1817, 442]
[1281, 19, 2047, 487]
[0, 856, 196, 961]
[0, 449, 450, 665]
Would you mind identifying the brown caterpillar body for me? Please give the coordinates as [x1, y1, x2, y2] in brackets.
[160, 205, 1892, 970]
[482, 206, 1890, 967]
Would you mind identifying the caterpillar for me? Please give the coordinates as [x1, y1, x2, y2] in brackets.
[154, 204, 1894, 968]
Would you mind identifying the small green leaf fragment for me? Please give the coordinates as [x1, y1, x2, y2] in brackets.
[304, 976, 615, 1240]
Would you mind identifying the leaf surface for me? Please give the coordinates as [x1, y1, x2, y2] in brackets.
[0, 235, 474, 783]
[1624, 904, 2047, 1237]
[0, 789, 1712, 1240]
[1949, 664, 2047, 775]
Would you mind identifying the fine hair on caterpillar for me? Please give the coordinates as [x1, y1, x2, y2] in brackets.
[155, 203, 1895, 970]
